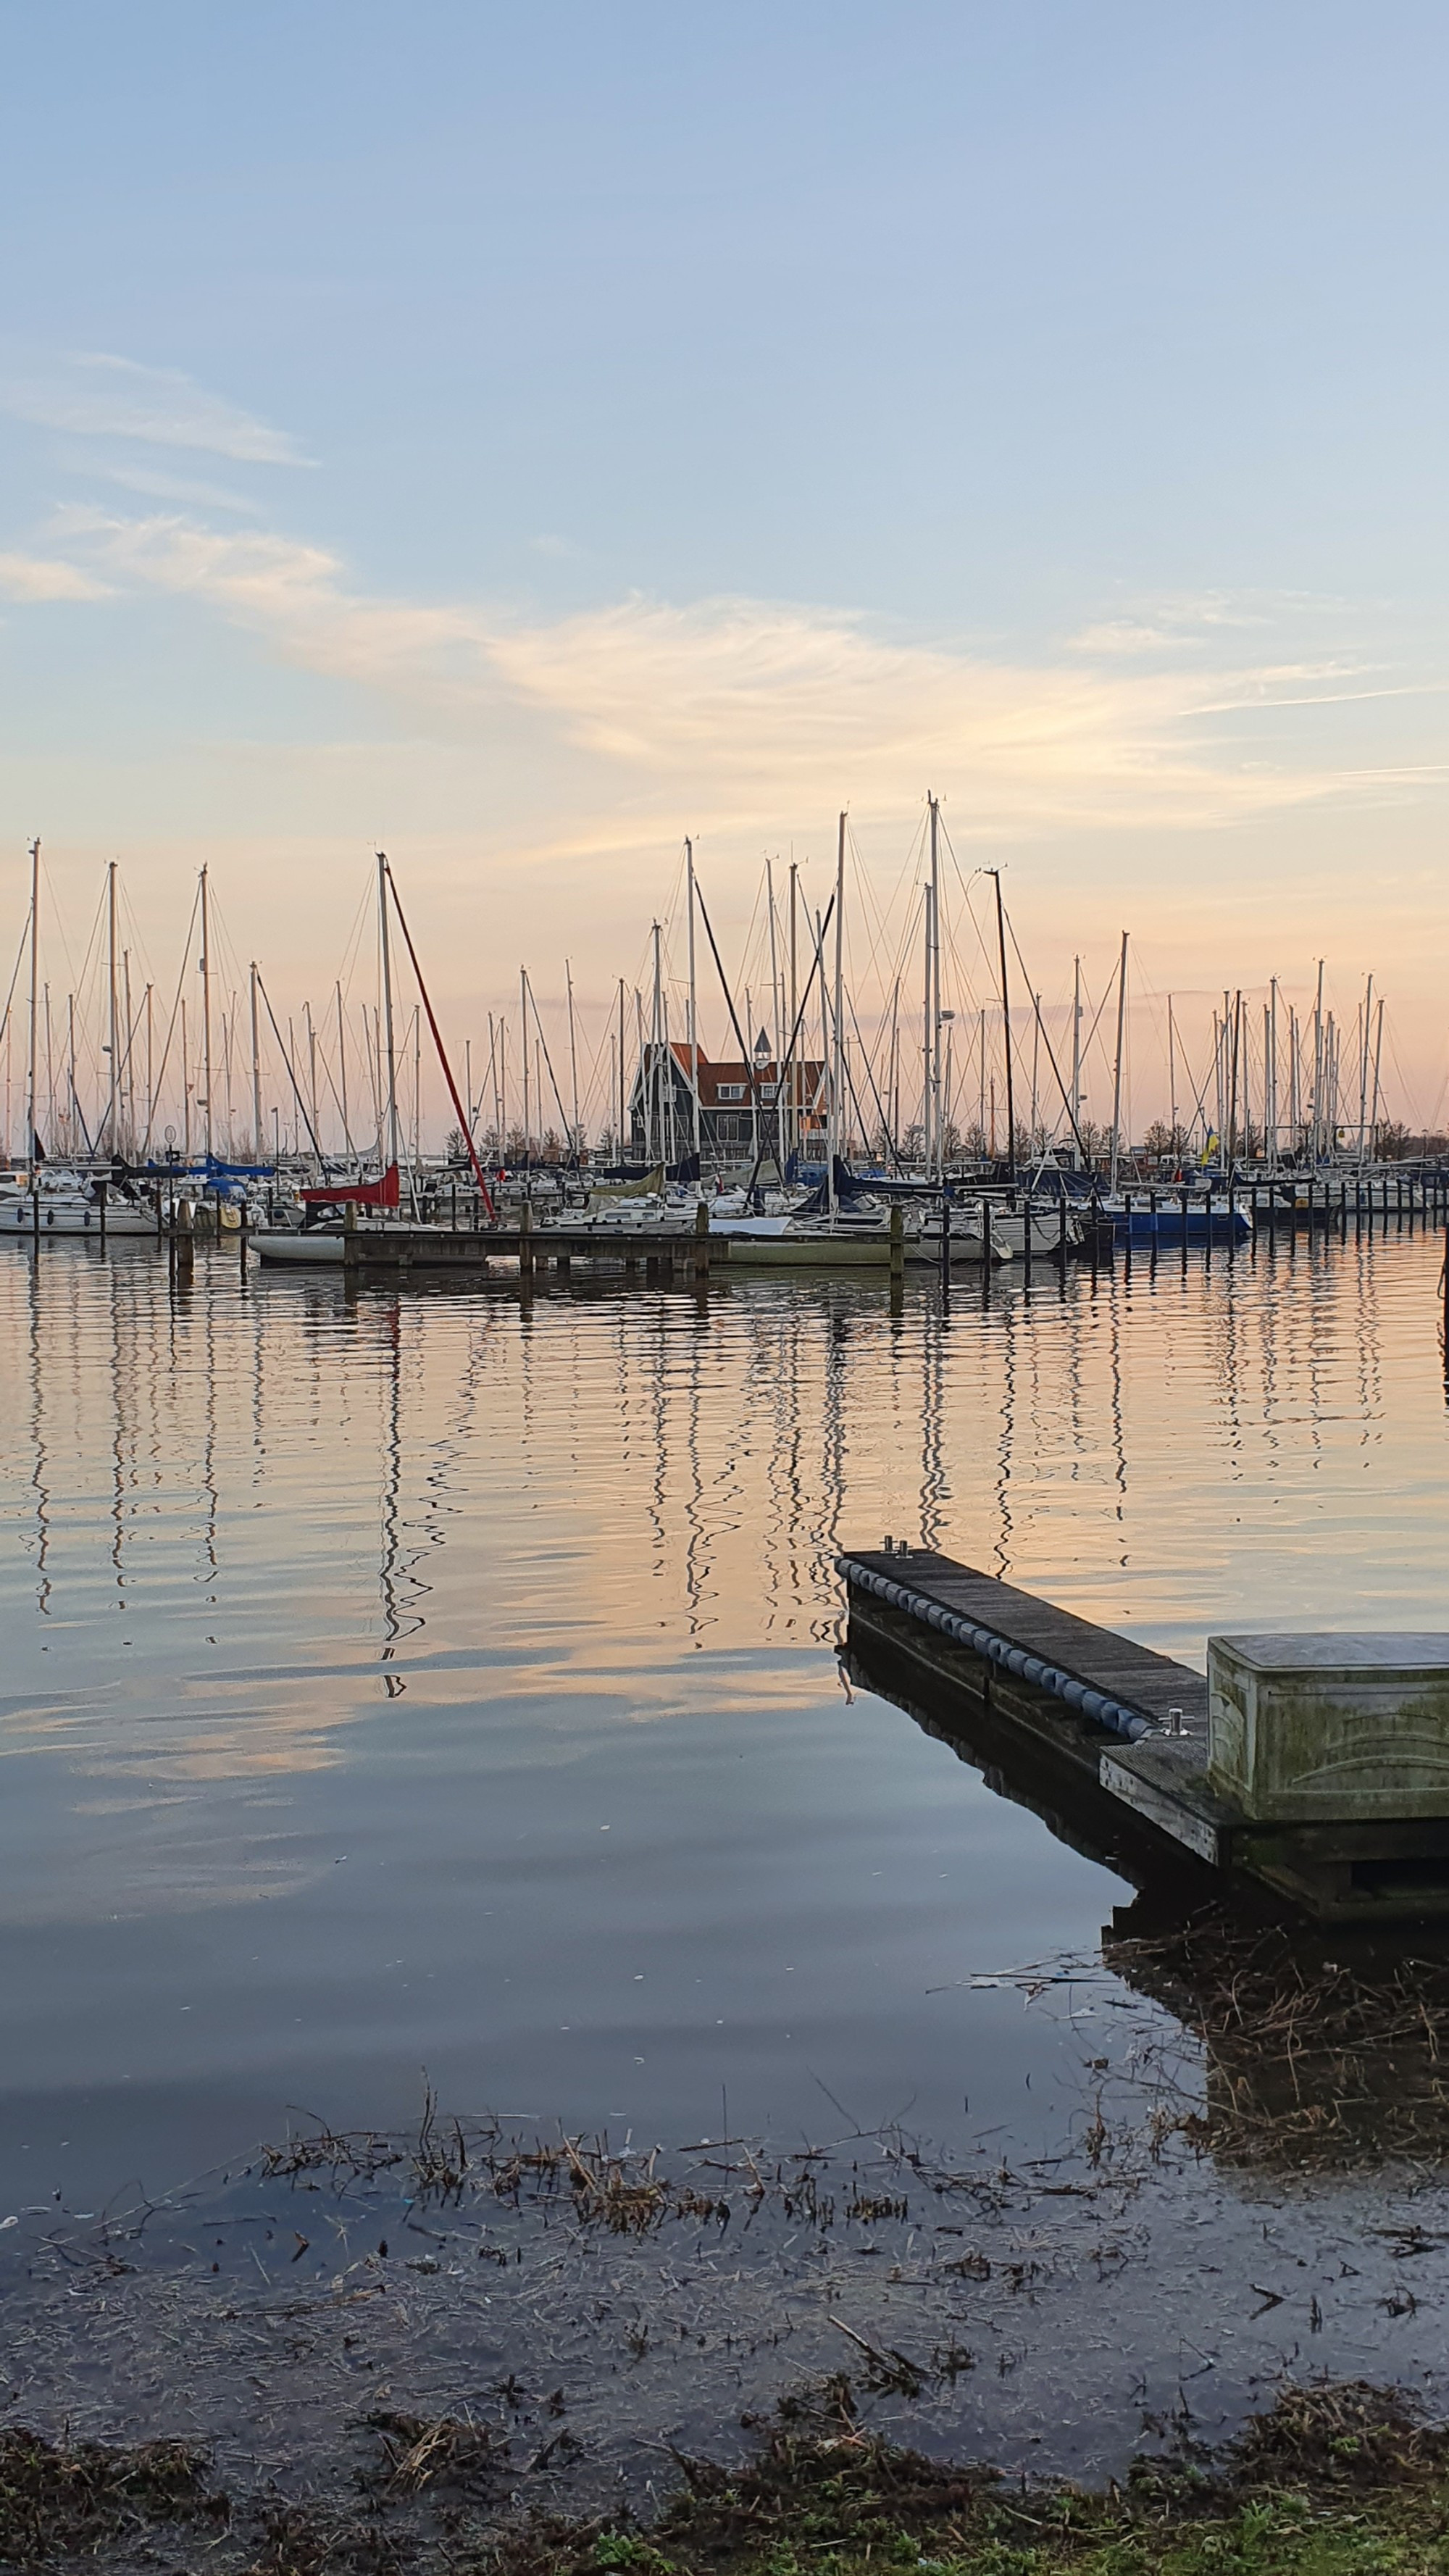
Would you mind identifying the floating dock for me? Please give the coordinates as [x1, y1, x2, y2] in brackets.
[838, 1546, 1449, 1921]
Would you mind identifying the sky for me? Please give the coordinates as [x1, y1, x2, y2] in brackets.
[2, 1, 1448, 1135]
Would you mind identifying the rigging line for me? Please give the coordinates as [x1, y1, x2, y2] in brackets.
[740, 896, 835, 1196]
[522, 974, 576, 1159]
[383, 863, 495, 1212]
[254, 970, 326, 1160]
[1001, 911, 1090, 1164]
[936, 814, 1005, 991]
[692, 876, 777, 1116]
[40, 853, 101, 999]
[136, 879, 201, 1157]
[0, 913, 29, 1039]
[845, 983, 901, 1170]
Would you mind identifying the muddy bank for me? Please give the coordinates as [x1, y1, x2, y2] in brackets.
[6, 1920, 1449, 2548]
[4, 2380, 1448, 2574]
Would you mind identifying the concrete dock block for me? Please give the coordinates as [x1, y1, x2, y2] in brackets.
[1208, 1635, 1449, 1821]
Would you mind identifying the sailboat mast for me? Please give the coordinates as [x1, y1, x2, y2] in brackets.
[991, 867, 1014, 1183]
[686, 839, 701, 1170]
[566, 958, 581, 1164]
[830, 810, 845, 1209]
[123, 950, 134, 1153]
[651, 924, 664, 1170]
[1108, 930, 1128, 1196]
[521, 968, 531, 1162]
[335, 980, 351, 1154]
[1357, 975, 1373, 1164]
[25, 838, 40, 1171]
[1312, 959, 1324, 1162]
[104, 856, 120, 1156]
[931, 793, 942, 1180]
[1072, 956, 1082, 1168]
[1269, 978, 1279, 1172]
[788, 860, 799, 1166]
[1167, 993, 1178, 1153]
[377, 851, 401, 1174]
[249, 964, 263, 1159]
[199, 864, 212, 1163]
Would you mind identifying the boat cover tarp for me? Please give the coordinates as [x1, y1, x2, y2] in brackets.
[301, 1164, 401, 1209]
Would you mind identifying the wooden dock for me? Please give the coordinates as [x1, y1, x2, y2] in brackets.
[838, 1545, 1449, 1921]
[339, 1220, 724, 1278]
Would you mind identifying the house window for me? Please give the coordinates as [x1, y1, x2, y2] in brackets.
[717, 1083, 746, 1101]
[759, 1083, 778, 1101]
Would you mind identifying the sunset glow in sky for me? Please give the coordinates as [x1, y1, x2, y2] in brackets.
[4, 4, 1449, 1133]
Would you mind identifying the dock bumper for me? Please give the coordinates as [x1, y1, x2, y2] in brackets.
[835, 1554, 1153, 1744]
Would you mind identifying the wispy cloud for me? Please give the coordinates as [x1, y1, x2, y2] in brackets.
[1, 354, 309, 464]
[0, 550, 112, 601]
[28, 504, 1428, 837]
[76, 459, 264, 515]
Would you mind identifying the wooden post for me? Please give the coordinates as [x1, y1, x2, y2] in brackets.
[239, 1194, 249, 1274]
[175, 1196, 194, 1285]
[98, 1180, 107, 1249]
[695, 1195, 711, 1283]
[889, 1199, 903, 1280]
[343, 1196, 358, 1275]
[519, 1196, 533, 1280]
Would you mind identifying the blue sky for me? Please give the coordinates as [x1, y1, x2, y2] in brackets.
[3, 2, 1448, 1113]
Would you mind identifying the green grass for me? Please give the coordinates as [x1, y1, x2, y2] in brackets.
[484, 2383, 1449, 2576]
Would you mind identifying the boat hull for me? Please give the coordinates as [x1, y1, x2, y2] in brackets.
[6, 1199, 155, 1238]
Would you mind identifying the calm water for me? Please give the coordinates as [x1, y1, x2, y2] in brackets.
[1, 1224, 1447, 2214]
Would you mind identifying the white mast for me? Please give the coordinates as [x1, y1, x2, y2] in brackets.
[123, 949, 135, 1154]
[249, 964, 263, 1159]
[1072, 955, 1082, 1167]
[685, 838, 701, 1172]
[1269, 977, 1279, 1172]
[335, 980, 352, 1156]
[931, 793, 942, 1180]
[106, 857, 120, 1156]
[377, 851, 401, 1174]
[199, 863, 213, 1162]
[566, 956, 580, 1162]
[650, 923, 663, 1168]
[25, 838, 39, 1172]
[1108, 930, 1128, 1196]
[521, 967, 531, 1161]
[1357, 975, 1373, 1164]
[829, 809, 845, 1209]
[1311, 958, 1324, 1163]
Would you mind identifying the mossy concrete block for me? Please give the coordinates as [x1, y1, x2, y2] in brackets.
[1208, 1635, 1449, 1821]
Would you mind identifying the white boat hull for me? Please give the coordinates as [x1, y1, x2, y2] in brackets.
[253, 1230, 346, 1264]
[6, 1198, 156, 1238]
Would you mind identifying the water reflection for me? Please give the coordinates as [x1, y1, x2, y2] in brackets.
[0, 1228, 1447, 2203]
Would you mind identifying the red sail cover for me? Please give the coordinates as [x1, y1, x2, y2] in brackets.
[301, 1163, 401, 1209]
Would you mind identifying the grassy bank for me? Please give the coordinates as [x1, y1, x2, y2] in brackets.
[1, 2382, 1445, 2573]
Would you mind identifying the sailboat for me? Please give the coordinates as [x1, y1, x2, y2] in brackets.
[252, 855, 495, 1266]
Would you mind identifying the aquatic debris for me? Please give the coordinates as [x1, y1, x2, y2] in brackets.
[0, 2426, 224, 2564]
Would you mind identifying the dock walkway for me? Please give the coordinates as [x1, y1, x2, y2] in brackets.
[839, 1545, 1449, 1920]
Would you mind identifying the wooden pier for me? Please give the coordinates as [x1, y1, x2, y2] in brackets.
[839, 1545, 1449, 1921]
[340, 1214, 725, 1280]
